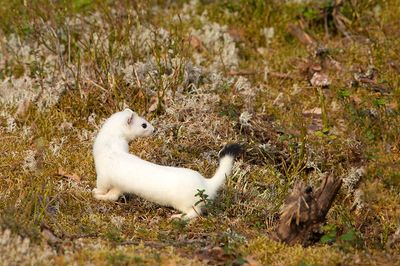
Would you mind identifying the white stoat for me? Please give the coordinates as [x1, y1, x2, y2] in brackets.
[92, 108, 242, 219]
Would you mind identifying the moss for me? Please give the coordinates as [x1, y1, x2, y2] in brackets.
[1, 0, 400, 264]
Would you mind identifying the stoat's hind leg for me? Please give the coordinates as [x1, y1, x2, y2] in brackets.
[170, 206, 202, 220]
[92, 187, 107, 194]
[93, 178, 110, 197]
[94, 187, 122, 201]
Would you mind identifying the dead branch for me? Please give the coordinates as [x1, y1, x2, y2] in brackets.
[273, 175, 342, 246]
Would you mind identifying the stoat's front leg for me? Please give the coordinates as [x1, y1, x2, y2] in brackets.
[93, 187, 122, 201]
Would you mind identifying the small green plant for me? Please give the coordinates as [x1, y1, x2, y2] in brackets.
[321, 224, 337, 244]
[318, 87, 330, 133]
[299, 261, 317, 266]
[321, 224, 361, 248]
[104, 226, 124, 245]
[194, 188, 218, 217]
[338, 89, 351, 99]
[373, 98, 386, 107]
[171, 217, 188, 230]
[279, 134, 308, 186]
[302, 7, 320, 21]
[220, 229, 246, 255]
[194, 189, 212, 208]
[339, 229, 356, 242]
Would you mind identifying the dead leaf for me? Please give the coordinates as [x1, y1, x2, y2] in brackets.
[350, 95, 362, 105]
[161, 260, 177, 266]
[147, 96, 159, 113]
[42, 228, 61, 245]
[60, 121, 73, 132]
[41, 223, 62, 246]
[243, 256, 262, 266]
[186, 36, 205, 51]
[311, 64, 322, 72]
[386, 227, 400, 249]
[389, 60, 400, 74]
[15, 99, 31, 119]
[388, 101, 398, 110]
[228, 27, 245, 42]
[57, 167, 81, 182]
[303, 108, 323, 133]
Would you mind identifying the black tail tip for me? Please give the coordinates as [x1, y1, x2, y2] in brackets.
[219, 143, 244, 159]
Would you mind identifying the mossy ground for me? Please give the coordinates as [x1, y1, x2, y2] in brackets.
[0, 0, 399, 265]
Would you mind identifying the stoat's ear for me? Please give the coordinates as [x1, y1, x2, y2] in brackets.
[124, 108, 134, 113]
[127, 113, 135, 125]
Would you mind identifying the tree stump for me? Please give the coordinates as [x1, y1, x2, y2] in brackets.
[273, 175, 342, 246]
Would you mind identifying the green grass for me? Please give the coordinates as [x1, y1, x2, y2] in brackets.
[0, 0, 399, 265]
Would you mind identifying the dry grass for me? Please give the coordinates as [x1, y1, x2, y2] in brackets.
[0, 0, 399, 265]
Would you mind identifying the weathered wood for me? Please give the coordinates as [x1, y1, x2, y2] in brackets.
[273, 175, 342, 246]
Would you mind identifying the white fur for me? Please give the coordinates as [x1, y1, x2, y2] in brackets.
[92, 108, 236, 219]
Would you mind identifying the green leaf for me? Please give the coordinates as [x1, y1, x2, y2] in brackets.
[315, 131, 325, 138]
[72, 0, 92, 11]
[328, 134, 337, 140]
[321, 224, 337, 244]
[322, 127, 330, 134]
[339, 89, 351, 98]
[194, 189, 205, 197]
[321, 232, 336, 244]
[340, 229, 356, 242]
[303, 7, 319, 20]
[366, 130, 375, 141]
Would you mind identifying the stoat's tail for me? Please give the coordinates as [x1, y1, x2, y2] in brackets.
[206, 144, 243, 197]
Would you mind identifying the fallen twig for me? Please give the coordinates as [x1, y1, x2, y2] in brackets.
[228, 70, 296, 80]
[120, 238, 208, 248]
[287, 24, 315, 46]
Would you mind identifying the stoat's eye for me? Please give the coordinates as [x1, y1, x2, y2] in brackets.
[142, 123, 147, 129]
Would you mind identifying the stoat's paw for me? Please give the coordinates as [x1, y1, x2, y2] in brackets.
[169, 213, 185, 220]
[93, 188, 122, 201]
[94, 194, 111, 201]
[92, 188, 107, 197]
[169, 212, 198, 221]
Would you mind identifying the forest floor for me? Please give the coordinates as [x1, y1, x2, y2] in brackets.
[0, 0, 399, 265]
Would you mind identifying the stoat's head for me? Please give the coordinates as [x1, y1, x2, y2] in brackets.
[117, 108, 155, 140]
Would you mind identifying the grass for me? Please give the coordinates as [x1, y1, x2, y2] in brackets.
[0, 0, 399, 265]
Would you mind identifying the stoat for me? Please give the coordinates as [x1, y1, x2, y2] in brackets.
[92, 108, 242, 219]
